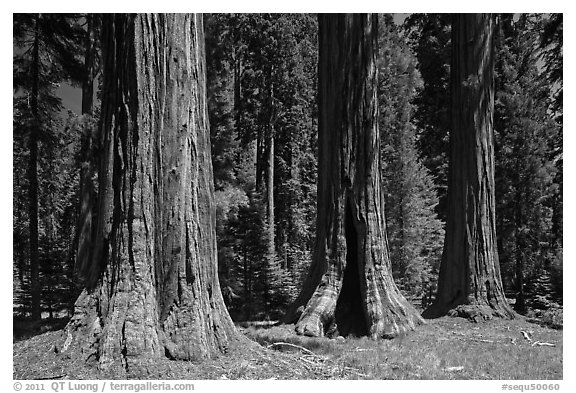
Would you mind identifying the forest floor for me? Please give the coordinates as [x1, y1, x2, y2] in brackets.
[13, 314, 562, 380]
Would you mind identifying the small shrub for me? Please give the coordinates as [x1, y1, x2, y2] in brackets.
[527, 303, 563, 329]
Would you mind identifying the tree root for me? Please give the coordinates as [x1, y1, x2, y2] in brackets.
[446, 304, 515, 322]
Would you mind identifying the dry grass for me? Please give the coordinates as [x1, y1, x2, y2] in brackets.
[13, 315, 562, 380]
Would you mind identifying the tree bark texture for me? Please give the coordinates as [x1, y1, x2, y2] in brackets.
[65, 14, 239, 370]
[423, 14, 514, 320]
[76, 14, 99, 283]
[81, 14, 97, 116]
[284, 14, 423, 339]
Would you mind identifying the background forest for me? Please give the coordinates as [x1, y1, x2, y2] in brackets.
[13, 13, 562, 328]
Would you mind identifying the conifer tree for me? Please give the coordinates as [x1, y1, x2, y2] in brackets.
[378, 15, 444, 304]
[204, 14, 317, 318]
[494, 14, 561, 311]
[402, 14, 451, 221]
[13, 13, 85, 320]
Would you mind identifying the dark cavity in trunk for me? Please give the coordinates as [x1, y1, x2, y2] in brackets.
[335, 200, 368, 337]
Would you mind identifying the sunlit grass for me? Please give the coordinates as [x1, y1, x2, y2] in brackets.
[242, 316, 562, 379]
[13, 315, 561, 379]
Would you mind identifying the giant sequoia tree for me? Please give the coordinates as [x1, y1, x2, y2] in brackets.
[284, 14, 423, 338]
[76, 13, 100, 283]
[423, 14, 514, 320]
[63, 14, 240, 369]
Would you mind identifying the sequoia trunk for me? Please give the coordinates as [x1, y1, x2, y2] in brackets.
[75, 14, 99, 282]
[423, 14, 514, 320]
[284, 14, 423, 339]
[65, 14, 239, 370]
[81, 14, 97, 115]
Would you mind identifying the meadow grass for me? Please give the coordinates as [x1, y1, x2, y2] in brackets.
[241, 316, 562, 379]
[13, 315, 561, 380]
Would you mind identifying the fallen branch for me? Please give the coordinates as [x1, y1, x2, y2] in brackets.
[267, 341, 371, 378]
[267, 342, 317, 357]
[299, 356, 316, 365]
[520, 330, 532, 341]
[238, 320, 280, 328]
[531, 341, 556, 347]
[37, 375, 66, 380]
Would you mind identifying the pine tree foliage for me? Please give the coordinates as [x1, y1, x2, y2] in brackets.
[494, 14, 562, 309]
[13, 13, 87, 319]
[204, 14, 317, 320]
[13, 103, 85, 317]
[402, 14, 452, 221]
[13, 14, 85, 91]
[378, 15, 445, 305]
[539, 13, 562, 118]
[37, 114, 84, 316]
[538, 14, 562, 299]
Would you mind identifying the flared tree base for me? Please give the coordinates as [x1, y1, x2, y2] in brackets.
[295, 304, 423, 339]
[59, 287, 243, 373]
[294, 269, 424, 339]
[287, 13, 424, 342]
[423, 300, 515, 322]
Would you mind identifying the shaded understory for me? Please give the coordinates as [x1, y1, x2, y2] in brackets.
[14, 316, 562, 380]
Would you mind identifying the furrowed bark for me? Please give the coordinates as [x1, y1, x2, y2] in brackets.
[76, 14, 99, 284]
[65, 13, 240, 370]
[423, 14, 514, 321]
[285, 14, 423, 339]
